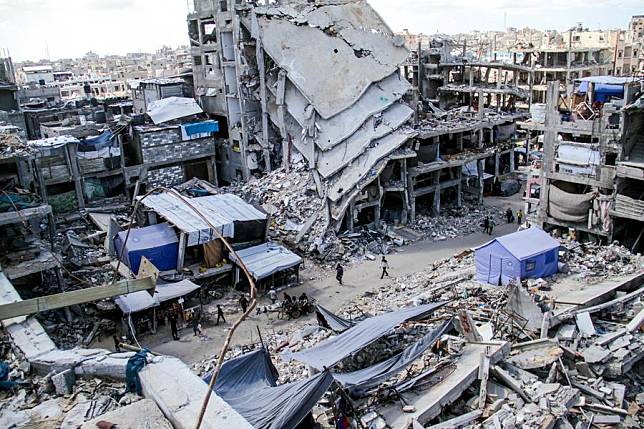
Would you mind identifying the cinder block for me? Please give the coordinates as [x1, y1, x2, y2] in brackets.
[52, 368, 76, 395]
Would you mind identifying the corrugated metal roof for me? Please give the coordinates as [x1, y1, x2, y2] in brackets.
[140, 193, 266, 246]
[229, 242, 302, 281]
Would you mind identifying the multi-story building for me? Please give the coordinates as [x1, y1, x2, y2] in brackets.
[520, 78, 644, 251]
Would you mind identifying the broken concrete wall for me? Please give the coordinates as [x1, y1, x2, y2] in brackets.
[244, 1, 415, 227]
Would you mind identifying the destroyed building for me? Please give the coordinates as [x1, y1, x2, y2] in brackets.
[520, 77, 644, 252]
[187, 1, 527, 239]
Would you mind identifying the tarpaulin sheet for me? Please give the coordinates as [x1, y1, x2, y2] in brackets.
[315, 304, 356, 332]
[146, 97, 203, 124]
[78, 130, 114, 152]
[577, 80, 625, 102]
[114, 223, 179, 273]
[287, 302, 446, 370]
[204, 348, 333, 429]
[548, 185, 593, 223]
[115, 280, 201, 314]
[115, 290, 158, 314]
[153, 280, 201, 303]
[228, 242, 302, 281]
[181, 120, 219, 139]
[333, 319, 452, 396]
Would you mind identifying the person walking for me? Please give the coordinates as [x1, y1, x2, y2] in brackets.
[517, 209, 523, 225]
[192, 313, 200, 336]
[216, 305, 226, 325]
[488, 218, 495, 235]
[483, 216, 490, 234]
[239, 295, 249, 313]
[336, 263, 344, 285]
[380, 256, 390, 279]
[505, 207, 514, 223]
[169, 313, 179, 341]
[268, 288, 278, 305]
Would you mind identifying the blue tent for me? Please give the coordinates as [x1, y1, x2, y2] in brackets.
[474, 227, 560, 285]
[114, 223, 179, 273]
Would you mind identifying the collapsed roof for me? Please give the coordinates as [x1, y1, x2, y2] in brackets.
[244, 1, 416, 225]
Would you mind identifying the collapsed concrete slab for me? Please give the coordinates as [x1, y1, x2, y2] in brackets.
[139, 356, 254, 429]
[80, 399, 173, 429]
[381, 341, 510, 428]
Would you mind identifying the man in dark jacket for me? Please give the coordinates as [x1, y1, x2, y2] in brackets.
[336, 264, 344, 285]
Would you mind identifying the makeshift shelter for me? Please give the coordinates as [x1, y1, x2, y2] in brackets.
[114, 223, 179, 273]
[204, 348, 333, 429]
[229, 242, 302, 289]
[474, 227, 560, 286]
[287, 302, 446, 370]
[115, 280, 202, 314]
[139, 193, 267, 246]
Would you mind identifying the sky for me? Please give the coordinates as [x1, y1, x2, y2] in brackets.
[0, 0, 642, 62]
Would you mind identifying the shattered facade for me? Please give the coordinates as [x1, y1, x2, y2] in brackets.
[520, 78, 644, 252]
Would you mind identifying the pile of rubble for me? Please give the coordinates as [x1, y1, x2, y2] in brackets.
[192, 237, 643, 428]
[410, 205, 505, 241]
[560, 238, 644, 282]
[0, 337, 143, 429]
[0, 133, 38, 159]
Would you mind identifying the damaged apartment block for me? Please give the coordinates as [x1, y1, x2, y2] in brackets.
[520, 78, 644, 251]
[188, 0, 527, 235]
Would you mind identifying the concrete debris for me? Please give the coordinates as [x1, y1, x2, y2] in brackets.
[409, 205, 505, 241]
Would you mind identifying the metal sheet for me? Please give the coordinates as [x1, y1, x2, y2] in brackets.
[228, 242, 302, 281]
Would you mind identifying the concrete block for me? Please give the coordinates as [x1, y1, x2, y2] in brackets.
[80, 399, 173, 429]
[52, 369, 76, 395]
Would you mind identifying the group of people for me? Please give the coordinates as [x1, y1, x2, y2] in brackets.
[505, 207, 523, 225]
[483, 208, 524, 235]
[161, 250, 394, 342]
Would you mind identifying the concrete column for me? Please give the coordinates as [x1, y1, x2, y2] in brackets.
[407, 174, 416, 223]
[66, 144, 85, 210]
[477, 159, 484, 205]
[538, 81, 561, 227]
[432, 187, 440, 217]
[207, 156, 218, 187]
[509, 148, 515, 173]
[494, 151, 500, 178]
[457, 169, 463, 208]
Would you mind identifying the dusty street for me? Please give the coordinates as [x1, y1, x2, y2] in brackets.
[124, 195, 525, 364]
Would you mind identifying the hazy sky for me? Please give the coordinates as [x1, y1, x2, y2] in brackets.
[0, 0, 642, 61]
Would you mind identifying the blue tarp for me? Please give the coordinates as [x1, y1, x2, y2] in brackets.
[78, 130, 114, 152]
[204, 348, 333, 429]
[114, 223, 179, 273]
[287, 302, 447, 370]
[315, 304, 356, 332]
[475, 227, 560, 285]
[182, 120, 219, 137]
[577, 81, 624, 103]
[333, 319, 452, 397]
